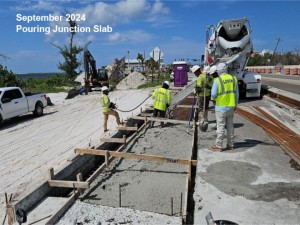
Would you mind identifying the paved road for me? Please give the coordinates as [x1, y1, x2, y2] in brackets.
[262, 75, 300, 95]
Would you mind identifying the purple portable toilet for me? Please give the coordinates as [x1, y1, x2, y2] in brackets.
[173, 61, 187, 87]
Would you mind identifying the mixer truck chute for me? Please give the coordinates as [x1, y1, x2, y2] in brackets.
[205, 18, 261, 98]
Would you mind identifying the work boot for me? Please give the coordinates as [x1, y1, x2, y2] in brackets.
[151, 121, 154, 127]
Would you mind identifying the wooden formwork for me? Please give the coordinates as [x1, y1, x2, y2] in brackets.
[7, 94, 197, 225]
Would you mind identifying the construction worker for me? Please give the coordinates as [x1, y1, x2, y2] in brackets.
[100, 86, 123, 132]
[151, 81, 172, 127]
[191, 65, 214, 122]
[210, 63, 239, 152]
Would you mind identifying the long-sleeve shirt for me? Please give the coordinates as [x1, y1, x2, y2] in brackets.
[211, 74, 239, 112]
[100, 94, 110, 113]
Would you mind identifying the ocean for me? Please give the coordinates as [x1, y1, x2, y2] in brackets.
[16, 72, 66, 79]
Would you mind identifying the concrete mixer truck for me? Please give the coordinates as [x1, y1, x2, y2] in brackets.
[205, 18, 261, 98]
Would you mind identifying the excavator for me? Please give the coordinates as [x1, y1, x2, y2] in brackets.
[205, 18, 262, 98]
[84, 48, 109, 91]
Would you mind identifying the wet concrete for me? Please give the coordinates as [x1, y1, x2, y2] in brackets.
[80, 123, 194, 216]
[200, 160, 300, 202]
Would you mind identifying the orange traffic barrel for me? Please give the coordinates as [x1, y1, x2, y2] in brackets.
[292, 68, 298, 75]
[285, 68, 290, 75]
[267, 68, 272, 74]
[262, 68, 266, 73]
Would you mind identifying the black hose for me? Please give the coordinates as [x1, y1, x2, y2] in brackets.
[115, 96, 151, 112]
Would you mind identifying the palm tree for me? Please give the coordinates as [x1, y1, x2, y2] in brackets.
[137, 53, 145, 71]
[145, 57, 159, 82]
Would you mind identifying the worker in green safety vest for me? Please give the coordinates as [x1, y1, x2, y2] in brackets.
[151, 81, 172, 127]
[191, 65, 214, 122]
[100, 86, 123, 132]
[210, 63, 239, 152]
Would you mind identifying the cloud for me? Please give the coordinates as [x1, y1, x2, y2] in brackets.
[150, 0, 169, 15]
[108, 30, 152, 43]
[108, 32, 126, 42]
[14, 0, 63, 12]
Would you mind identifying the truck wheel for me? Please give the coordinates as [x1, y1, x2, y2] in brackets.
[33, 103, 43, 117]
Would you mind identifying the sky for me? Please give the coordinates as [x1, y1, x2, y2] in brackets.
[0, 0, 300, 74]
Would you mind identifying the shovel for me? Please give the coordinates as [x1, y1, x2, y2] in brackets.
[186, 94, 196, 133]
[199, 76, 208, 132]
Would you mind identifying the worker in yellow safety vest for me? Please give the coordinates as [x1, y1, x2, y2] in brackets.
[100, 86, 123, 132]
[209, 63, 239, 152]
[151, 81, 172, 127]
[191, 65, 214, 122]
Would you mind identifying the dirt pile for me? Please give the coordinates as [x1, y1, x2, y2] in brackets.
[116, 71, 148, 90]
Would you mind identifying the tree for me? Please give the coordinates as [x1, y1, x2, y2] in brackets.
[145, 57, 159, 82]
[137, 53, 145, 71]
[0, 64, 18, 87]
[51, 19, 83, 79]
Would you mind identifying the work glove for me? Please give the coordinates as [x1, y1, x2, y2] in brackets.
[195, 86, 201, 94]
[205, 84, 211, 89]
[109, 102, 116, 109]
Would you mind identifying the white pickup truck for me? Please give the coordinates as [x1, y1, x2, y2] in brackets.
[0, 87, 48, 123]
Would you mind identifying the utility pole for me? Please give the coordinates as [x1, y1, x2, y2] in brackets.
[271, 38, 282, 64]
[127, 50, 130, 70]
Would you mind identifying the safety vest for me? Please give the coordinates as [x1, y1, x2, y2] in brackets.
[215, 73, 237, 107]
[196, 73, 213, 97]
[152, 87, 171, 111]
[100, 94, 110, 112]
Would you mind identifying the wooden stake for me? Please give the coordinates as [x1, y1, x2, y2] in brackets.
[7, 204, 15, 225]
[48, 167, 54, 180]
[105, 150, 110, 167]
[123, 135, 126, 148]
[76, 173, 84, 194]
[188, 160, 192, 190]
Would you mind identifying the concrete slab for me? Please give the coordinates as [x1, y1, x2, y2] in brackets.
[56, 123, 194, 224]
[194, 103, 300, 224]
[80, 124, 193, 215]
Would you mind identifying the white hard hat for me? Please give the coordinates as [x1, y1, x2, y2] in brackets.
[216, 63, 227, 74]
[101, 86, 109, 91]
[209, 65, 217, 74]
[163, 81, 170, 87]
[191, 65, 200, 74]
[204, 65, 210, 73]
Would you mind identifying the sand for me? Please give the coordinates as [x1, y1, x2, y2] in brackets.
[0, 89, 154, 223]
